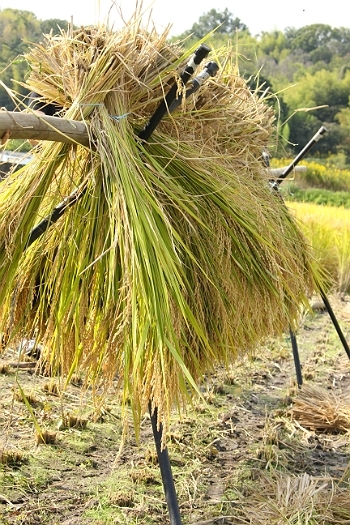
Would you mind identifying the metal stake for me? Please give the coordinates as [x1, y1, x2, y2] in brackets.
[269, 126, 350, 386]
[289, 328, 303, 387]
[320, 291, 350, 360]
[149, 405, 182, 525]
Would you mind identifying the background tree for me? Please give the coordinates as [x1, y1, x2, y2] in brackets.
[279, 68, 350, 154]
[0, 9, 70, 109]
[285, 24, 350, 61]
[178, 8, 248, 39]
[336, 103, 350, 156]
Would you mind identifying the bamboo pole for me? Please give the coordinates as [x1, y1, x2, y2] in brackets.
[0, 111, 89, 146]
[0, 112, 308, 177]
[268, 166, 307, 176]
[1, 112, 309, 178]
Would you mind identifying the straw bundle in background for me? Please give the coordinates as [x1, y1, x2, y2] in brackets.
[0, 12, 321, 435]
[290, 384, 350, 432]
[235, 471, 350, 524]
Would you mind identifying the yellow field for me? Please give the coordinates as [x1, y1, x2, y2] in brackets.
[287, 201, 350, 292]
[271, 158, 350, 191]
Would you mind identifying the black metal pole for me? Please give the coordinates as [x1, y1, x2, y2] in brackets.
[319, 290, 350, 360]
[149, 405, 182, 525]
[168, 61, 219, 113]
[263, 147, 305, 384]
[138, 44, 211, 142]
[263, 151, 304, 383]
[289, 328, 303, 387]
[270, 126, 350, 369]
[276, 126, 327, 185]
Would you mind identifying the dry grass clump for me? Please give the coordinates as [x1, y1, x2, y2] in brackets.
[0, 448, 27, 466]
[289, 383, 350, 432]
[255, 417, 292, 470]
[42, 378, 60, 395]
[57, 412, 88, 430]
[235, 471, 350, 524]
[0, 10, 322, 437]
[0, 363, 10, 374]
[35, 428, 57, 445]
[13, 387, 40, 406]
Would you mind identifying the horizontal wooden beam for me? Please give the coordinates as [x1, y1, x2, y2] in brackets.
[0, 111, 90, 147]
[0, 111, 308, 179]
[269, 166, 307, 176]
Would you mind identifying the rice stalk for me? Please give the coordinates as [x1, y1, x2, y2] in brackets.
[0, 18, 323, 436]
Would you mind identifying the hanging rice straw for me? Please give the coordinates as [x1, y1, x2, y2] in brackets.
[0, 13, 322, 437]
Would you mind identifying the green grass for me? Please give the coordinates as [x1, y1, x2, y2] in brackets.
[282, 185, 350, 207]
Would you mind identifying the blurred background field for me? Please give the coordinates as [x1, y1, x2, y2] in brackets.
[271, 156, 350, 293]
[274, 156, 350, 206]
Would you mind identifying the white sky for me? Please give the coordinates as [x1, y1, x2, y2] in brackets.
[1, 0, 349, 37]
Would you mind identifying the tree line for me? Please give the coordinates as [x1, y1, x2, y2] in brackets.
[0, 9, 70, 110]
[1, 7, 350, 160]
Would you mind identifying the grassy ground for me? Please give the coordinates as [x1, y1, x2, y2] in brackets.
[1, 294, 350, 524]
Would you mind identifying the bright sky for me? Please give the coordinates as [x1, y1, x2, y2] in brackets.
[1, 0, 349, 36]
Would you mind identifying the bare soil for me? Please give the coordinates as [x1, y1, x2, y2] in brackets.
[1, 293, 350, 524]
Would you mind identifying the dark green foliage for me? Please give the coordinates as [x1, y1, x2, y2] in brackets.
[40, 18, 69, 35]
[0, 9, 71, 109]
[282, 185, 350, 208]
[285, 24, 350, 60]
[288, 117, 344, 158]
[178, 8, 248, 39]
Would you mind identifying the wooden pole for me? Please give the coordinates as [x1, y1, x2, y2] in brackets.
[0, 111, 90, 147]
[0, 112, 307, 177]
[268, 166, 307, 176]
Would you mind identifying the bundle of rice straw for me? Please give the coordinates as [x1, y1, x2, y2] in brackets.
[235, 471, 350, 524]
[290, 384, 350, 432]
[0, 13, 322, 435]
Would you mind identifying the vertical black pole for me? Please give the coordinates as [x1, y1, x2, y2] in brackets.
[149, 405, 182, 525]
[320, 291, 350, 360]
[289, 328, 303, 387]
[264, 149, 305, 386]
[268, 126, 350, 373]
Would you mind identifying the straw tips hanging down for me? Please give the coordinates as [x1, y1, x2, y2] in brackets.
[0, 18, 322, 437]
